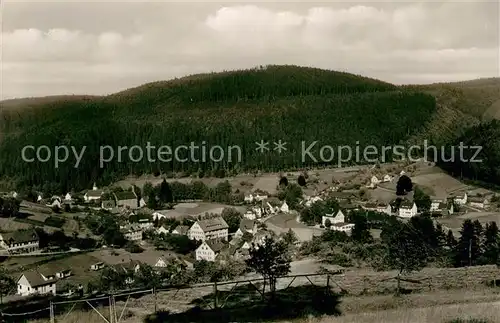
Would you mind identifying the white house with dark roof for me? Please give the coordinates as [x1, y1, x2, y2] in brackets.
[84, 183, 104, 202]
[453, 192, 468, 205]
[322, 210, 354, 232]
[280, 201, 289, 213]
[398, 200, 418, 218]
[17, 271, 57, 296]
[430, 198, 446, 212]
[469, 196, 489, 209]
[0, 229, 39, 254]
[322, 210, 345, 227]
[195, 240, 226, 261]
[188, 217, 229, 241]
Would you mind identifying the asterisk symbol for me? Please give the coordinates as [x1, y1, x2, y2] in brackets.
[255, 140, 269, 153]
[273, 140, 287, 153]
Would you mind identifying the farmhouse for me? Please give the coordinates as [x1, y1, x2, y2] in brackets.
[453, 192, 468, 205]
[433, 202, 454, 216]
[0, 229, 39, 254]
[244, 194, 254, 203]
[156, 225, 169, 235]
[304, 196, 323, 207]
[382, 175, 392, 182]
[469, 196, 489, 209]
[91, 262, 105, 271]
[188, 217, 229, 241]
[254, 194, 268, 201]
[362, 202, 378, 212]
[371, 176, 380, 185]
[280, 201, 289, 213]
[121, 225, 143, 241]
[114, 191, 138, 209]
[195, 240, 226, 261]
[322, 210, 345, 226]
[430, 198, 446, 212]
[39, 267, 72, 280]
[330, 222, 355, 233]
[171, 225, 189, 235]
[234, 219, 257, 238]
[17, 271, 57, 296]
[398, 200, 418, 218]
[84, 183, 104, 202]
[64, 193, 72, 201]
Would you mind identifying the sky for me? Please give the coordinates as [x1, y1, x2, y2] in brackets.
[1, 0, 499, 100]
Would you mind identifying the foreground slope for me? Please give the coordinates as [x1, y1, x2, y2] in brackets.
[0, 65, 436, 191]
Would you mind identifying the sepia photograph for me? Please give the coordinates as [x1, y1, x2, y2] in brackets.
[0, 0, 499, 322]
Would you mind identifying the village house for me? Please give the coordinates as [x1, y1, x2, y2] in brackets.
[432, 202, 454, 216]
[90, 262, 105, 271]
[234, 219, 257, 238]
[195, 240, 226, 261]
[156, 225, 169, 235]
[371, 176, 380, 185]
[47, 196, 62, 209]
[171, 225, 189, 235]
[64, 193, 72, 201]
[114, 190, 139, 209]
[37, 194, 43, 202]
[398, 200, 418, 218]
[139, 197, 147, 208]
[254, 194, 268, 202]
[39, 267, 72, 280]
[362, 202, 391, 215]
[188, 217, 229, 241]
[244, 194, 254, 203]
[17, 270, 57, 296]
[430, 198, 447, 212]
[322, 210, 344, 226]
[469, 196, 489, 209]
[453, 192, 468, 205]
[382, 174, 392, 182]
[280, 201, 289, 213]
[121, 225, 143, 241]
[304, 195, 323, 207]
[0, 229, 40, 254]
[84, 183, 104, 202]
[322, 210, 354, 232]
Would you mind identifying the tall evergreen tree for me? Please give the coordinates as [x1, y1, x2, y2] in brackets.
[446, 229, 457, 249]
[159, 179, 173, 203]
[454, 219, 481, 267]
[351, 214, 373, 243]
[479, 221, 500, 265]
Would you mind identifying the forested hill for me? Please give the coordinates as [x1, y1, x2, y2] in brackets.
[0, 65, 437, 191]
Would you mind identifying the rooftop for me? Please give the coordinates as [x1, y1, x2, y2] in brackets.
[197, 217, 229, 232]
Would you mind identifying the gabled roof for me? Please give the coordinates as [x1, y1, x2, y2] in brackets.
[19, 271, 56, 287]
[469, 196, 486, 203]
[400, 200, 415, 209]
[0, 229, 39, 244]
[114, 191, 137, 200]
[173, 225, 189, 235]
[86, 189, 104, 197]
[197, 217, 229, 232]
[239, 219, 255, 231]
[205, 240, 226, 253]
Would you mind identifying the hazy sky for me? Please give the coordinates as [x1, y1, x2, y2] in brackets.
[1, 0, 499, 100]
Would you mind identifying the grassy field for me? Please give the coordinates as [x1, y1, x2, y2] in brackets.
[438, 212, 500, 232]
[29, 288, 500, 323]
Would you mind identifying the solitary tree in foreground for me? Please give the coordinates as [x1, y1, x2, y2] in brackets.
[246, 236, 291, 300]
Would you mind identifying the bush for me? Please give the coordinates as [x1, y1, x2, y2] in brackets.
[45, 216, 66, 228]
[124, 242, 144, 253]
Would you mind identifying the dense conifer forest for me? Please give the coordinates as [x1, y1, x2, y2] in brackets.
[0, 65, 441, 191]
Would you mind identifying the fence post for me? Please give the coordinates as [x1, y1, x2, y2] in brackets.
[213, 281, 218, 309]
[109, 296, 114, 323]
[50, 301, 55, 323]
[153, 287, 157, 313]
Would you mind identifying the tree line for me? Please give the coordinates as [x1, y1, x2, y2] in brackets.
[0, 66, 436, 192]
